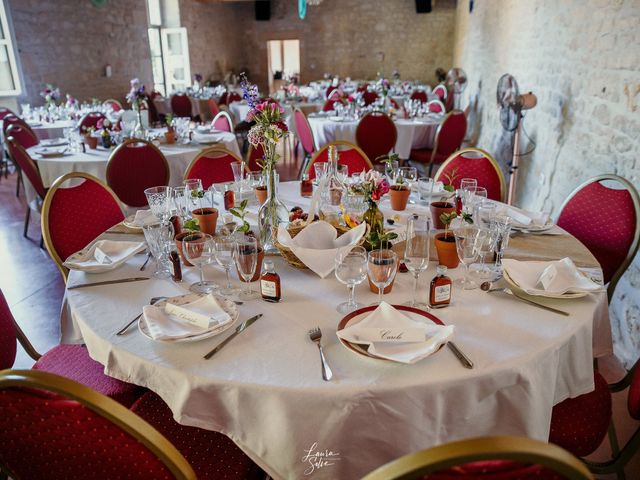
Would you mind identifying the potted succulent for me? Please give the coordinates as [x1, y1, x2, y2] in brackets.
[430, 167, 458, 229]
[434, 211, 472, 268]
[230, 200, 264, 282]
[366, 231, 399, 294]
[81, 126, 98, 149]
[164, 113, 176, 144]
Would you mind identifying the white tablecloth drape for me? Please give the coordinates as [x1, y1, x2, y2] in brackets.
[66, 182, 610, 480]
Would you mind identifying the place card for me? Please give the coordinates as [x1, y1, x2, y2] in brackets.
[537, 263, 557, 290]
[165, 302, 214, 329]
[355, 327, 425, 343]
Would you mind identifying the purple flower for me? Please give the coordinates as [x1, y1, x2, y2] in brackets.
[240, 72, 260, 110]
[194, 73, 203, 82]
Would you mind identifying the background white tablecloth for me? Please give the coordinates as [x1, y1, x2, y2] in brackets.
[66, 182, 610, 480]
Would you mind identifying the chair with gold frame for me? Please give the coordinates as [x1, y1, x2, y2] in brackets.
[433, 147, 507, 202]
[102, 98, 123, 112]
[362, 436, 593, 480]
[304, 140, 373, 180]
[184, 145, 248, 190]
[41, 172, 126, 281]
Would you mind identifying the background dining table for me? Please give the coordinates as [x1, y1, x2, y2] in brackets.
[63, 182, 611, 479]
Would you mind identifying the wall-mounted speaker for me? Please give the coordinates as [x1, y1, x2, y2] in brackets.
[415, 0, 432, 13]
[255, 1, 270, 21]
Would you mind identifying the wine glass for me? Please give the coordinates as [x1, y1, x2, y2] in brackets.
[404, 215, 431, 308]
[183, 178, 203, 211]
[489, 215, 512, 275]
[172, 186, 190, 221]
[454, 226, 480, 290]
[398, 167, 418, 202]
[144, 186, 172, 221]
[142, 221, 175, 279]
[334, 246, 368, 313]
[234, 235, 259, 300]
[462, 186, 487, 216]
[182, 233, 218, 293]
[313, 162, 328, 185]
[458, 178, 477, 213]
[472, 228, 494, 281]
[367, 249, 398, 305]
[214, 236, 239, 297]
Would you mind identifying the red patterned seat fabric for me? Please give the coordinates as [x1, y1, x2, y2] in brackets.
[47, 177, 125, 261]
[425, 460, 564, 479]
[213, 113, 233, 132]
[0, 290, 17, 369]
[131, 392, 264, 480]
[6, 139, 47, 200]
[356, 113, 397, 162]
[435, 153, 503, 202]
[308, 146, 371, 180]
[6, 124, 39, 149]
[171, 94, 193, 118]
[186, 152, 237, 189]
[295, 110, 316, 155]
[628, 366, 640, 420]
[549, 371, 611, 457]
[556, 181, 636, 284]
[0, 388, 174, 480]
[247, 144, 264, 172]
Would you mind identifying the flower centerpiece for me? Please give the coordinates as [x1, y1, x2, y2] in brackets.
[126, 78, 147, 138]
[96, 118, 112, 148]
[241, 73, 290, 253]
[348, 170, 390, 241]
[40, 84, 60, 110]
[65, 94, 78, 110]
[193, 73, 203, 92]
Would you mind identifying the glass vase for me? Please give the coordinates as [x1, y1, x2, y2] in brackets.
[132, 107, 146, 139]
[258, 166, 288, 254]
[362, 199, 384, 238]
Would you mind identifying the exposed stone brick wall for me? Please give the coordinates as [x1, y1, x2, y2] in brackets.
[453, 0, 640, 367]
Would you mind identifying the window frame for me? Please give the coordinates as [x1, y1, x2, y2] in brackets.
[0, 0, 22, 97]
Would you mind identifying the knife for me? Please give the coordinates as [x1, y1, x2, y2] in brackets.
[67, 277, 150, 290]
[447, 341, 474, 369]
[203, 314, 263, 359]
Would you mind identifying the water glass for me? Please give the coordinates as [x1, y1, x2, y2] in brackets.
[367, 249, 398, 305]
[404, 215, 431, 308]
[214, 236, 239, 297]
[182, 233, 218, 293]
[230, 161, 246, 186]
[334, 246, 368, 313]
[183, 179, 203, 210]
[314, 162, 328, 184]
[172, 186, 190, 220]
[144, 186, 172, 221]
[490, 216, 512, 273]
[143, 221, 175, 279]
[418, 177, 435, 205]
[454, 226, 480, 290]
[474, 200, 497, 228]
[234, 235, 259, 300]
[462, 186, 487, 216]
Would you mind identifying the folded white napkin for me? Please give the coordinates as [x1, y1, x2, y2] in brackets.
[337, 302, 454, 364]
[502, 257, 604, 295]
[496, 205, 549, 228]
[277, 221, 367, 278]
[131, 209, 157, 228]
[63, 240, 145, 271]
[141, 294, 232, 341]
[193, 131, 223, 144]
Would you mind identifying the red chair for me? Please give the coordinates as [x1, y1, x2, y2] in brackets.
[433, 83, 448, 101]
[362, 436, 592, 480]
[5, 137, 46, 239]
[211, 111, 234, 133]
[434, 148, 506, 202]
[41, 172, 126, 281]
[208, 98, 221, 118]
[363, 90, 379, 106]
[326, 85, 338, 98]
[6, 123, 39, 149]
[410, 90, 428, 103]
[305, 141, 373, 180]
[355, 112, 397, 163]
[357, 83, 369, 93]
[218, 91, 228, 106]
[0, 106, 15, 119]
[323, 90, 343, 112]
[410, 110, 467, 176]
[2, 114, 30, 138]
[78, 112, 107, 133]
[549, 358, 640, 478]
[184, 146, 245, 189]
[106, 139, 170, 208]
[102, 98, 123, 112]
[227, 91, 242, 104]
[0, 292, 144, 408]
[171, 94, 193, 118]
[293, 107, 317, 177]
[556, 175, 640, 299]
[427, 99, 446, 113]
[246, 143, 264, 172]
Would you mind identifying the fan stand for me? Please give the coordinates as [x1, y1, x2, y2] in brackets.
[507, 114, 522, 206]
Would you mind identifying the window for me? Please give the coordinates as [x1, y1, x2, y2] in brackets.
[0, 0, 21, 96]
[146, 0, 190, 96]
[267, 39, 300, 93]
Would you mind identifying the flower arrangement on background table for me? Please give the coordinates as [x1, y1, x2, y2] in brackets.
[40, 84, 60, 109]
[126, 78, 147, 138]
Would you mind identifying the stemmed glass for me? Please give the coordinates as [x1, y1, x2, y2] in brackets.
[454, 225, 481, 290]
[490, 215, 512, 275]
[144, 186, 172, 221]
[458, 178, 477, 213]
[398, 167, 418, 202]
[172, 186, 190, 221]
[182, 233, 218, 293]
[473, 228, 495, 280]
[367, 249, 398, 305]
[214, 236, 239, 297]
[142, 221, 175, 279]
[183, 178, 203, 211]
[404, 215, 431, 308]
[334, 246, 368, 313]
[462, 186, 487, 216]
[234, 235, 259, 300]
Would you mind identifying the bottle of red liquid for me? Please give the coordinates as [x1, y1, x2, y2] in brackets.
[224, 184, 235, 210]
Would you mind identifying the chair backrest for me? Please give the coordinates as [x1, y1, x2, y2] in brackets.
[2, 114, 29, 138]
[102, 99, 123, 112]
[326, 85, 338, 98]
[305, 141, 373, 180]
[218, 91, 228, 106]
[5, 137, 46, 200]
[434, 148, 506, 202]
[145, 92, 160, 124]
[184, 146, 244, 189]
[227, 92, 242, 104]
[363, 90, 379, 106]
[6, 123, 39, 149]
[322, 96, 342, 112]
[78, 112, 107, 133]
[433, 83, 448, 100]
[357, 83, 369, 93]
[208, 98, 221, 117]
[427, 99, 446, 113]
[41, 172, 125, 280]
[629, 363, 640, 421]
[0, 370, 196, 480]
[246, 143, 264, 172]
[211, 111, 234, 133]
[294, 108, 316, 155]
[444, 89, 455, 112]
[355, 112, 397, 162]
[410, 91, 428, 103]
[431, 109, 467, 166]
[0, 289, 17, 369]
[0, 106, 15, 119]
[362, 436, 593, 480]
[106, 139, 170, 208]
[171, 94, 193, 118]
[556, 174, 640, 297]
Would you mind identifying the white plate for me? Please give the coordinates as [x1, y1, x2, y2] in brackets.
[40, 138, 68, 147]
[35, 147, 68, 158]
[511, 222, 554, 233]
[138, 293, 238, 342]
[64, 241, 146, 273]
[503, 270, 587, 299]
[123, 213, 155, 230]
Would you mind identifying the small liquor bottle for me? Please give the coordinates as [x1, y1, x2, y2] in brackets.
[429, 265, 452, 308]
[260, 260, 281, 303]
[300, 173, 313, 198]
[169, 215, 182, 238]
[223, 184, 235, 210]
[169, 250, 182, 282]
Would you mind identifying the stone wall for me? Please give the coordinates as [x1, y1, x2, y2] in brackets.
[453, 0, 640, 367]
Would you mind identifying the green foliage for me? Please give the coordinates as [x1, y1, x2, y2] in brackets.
[183, 218, 200, 231]
[366, 230, 398, 250]
[229, 199, 250, 233]
[190, 189, 205, 199]
[165, 113, 174, 127]
[439, 211, 473, 237]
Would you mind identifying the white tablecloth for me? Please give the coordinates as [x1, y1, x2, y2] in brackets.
[308, 116, 441, 159]
[154, 97, 215, 121]
[66, 182, 610, 479]
[229, 101, 323, 135]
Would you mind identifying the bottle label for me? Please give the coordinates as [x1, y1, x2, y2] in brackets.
[434, 284, 451, 303]
[261, 280, 277, 297]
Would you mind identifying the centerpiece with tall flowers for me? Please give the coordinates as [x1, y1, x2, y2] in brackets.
[126, 78, 147, 138]
[241, 73, 289, 253]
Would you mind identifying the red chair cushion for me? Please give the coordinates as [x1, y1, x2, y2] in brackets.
[0, 290, 17, 369]
[356, 113, 397, 162]
[628, 366, 640, 420]
[410, 91, 428, 103]
[186, 152, 237, 189]
[247, 144, 264, 172]
[2, 115, 30, 138]
[549, 371, 612, 457]
[426, 460, 563, 479]
[295, 110, 316, 155]
[33, 344, 144, 407]
[6, 125, 38, 149]
[308, 146, 371, 180]
[6, 139, 47, 199]
[131, 392, 264, 480]
[208, 98, 220, 117]
[434, 153, 503, 202]
[227, 92, 242, 104]
[323, 97, 343, 112]
[0, 388, 172, 480]
[171, 94, 193, 118]
[212, 113, 232, 132]
[556, 181, 637, 284]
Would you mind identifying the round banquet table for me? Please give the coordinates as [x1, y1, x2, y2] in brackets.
[66, 182, 611, 480]
[153, 97, 216, 122]
[228, 100, 323, 135]
[308, 115, 442, 160]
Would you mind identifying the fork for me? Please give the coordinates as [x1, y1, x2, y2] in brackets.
[308, 327, 333, 381]
[115, 296, 166, 335]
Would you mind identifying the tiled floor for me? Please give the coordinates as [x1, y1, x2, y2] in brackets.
[1, 165, 638, 477]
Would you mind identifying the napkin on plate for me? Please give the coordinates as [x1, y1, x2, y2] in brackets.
[141, 294, 232, 341]
[502, 257, 604, 295]
[130, 209, 157, 228]
[276, 221, 367, 278]
[63, 240, 145, 271]
[337, 302, 454, 364]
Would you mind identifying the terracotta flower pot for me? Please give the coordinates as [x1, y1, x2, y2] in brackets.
[192, 208, 218, 235]
[175, 231, 205, 267]
[84, 136, 98, 149]
[389, 185, 410, 211]
[165, 130, 176, 144]
[434, 232, 459, 268]
[235, 246, 265, 282]
[255, 185, 268, 205]
[430, 201, 456, 229]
